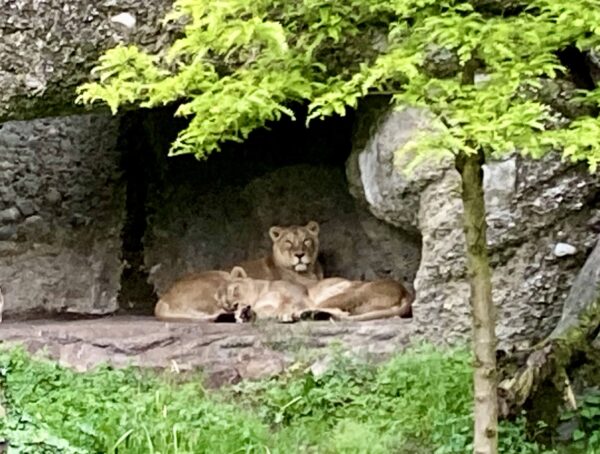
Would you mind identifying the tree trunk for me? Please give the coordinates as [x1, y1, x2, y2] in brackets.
[498, 236, 600, 429]
[456, 149, 498, 454]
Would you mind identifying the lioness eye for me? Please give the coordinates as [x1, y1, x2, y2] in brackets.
[303, 239, 312, 246]
[285, 240, 293, 247]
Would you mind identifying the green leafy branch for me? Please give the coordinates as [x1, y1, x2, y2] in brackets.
[77, 0, 600, 169]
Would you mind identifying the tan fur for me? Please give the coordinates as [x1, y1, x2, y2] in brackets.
[308, 277, 413, 321]
[237, 221, 324, 287]
[154, 271, 231, 322]
[215, 267, 312, 323]
[218, 268, 413, 323]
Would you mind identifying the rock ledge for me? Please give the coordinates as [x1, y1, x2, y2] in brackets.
[0, 316, 416, 386]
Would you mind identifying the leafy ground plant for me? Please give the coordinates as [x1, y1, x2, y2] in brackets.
[0, 345, 592, 453]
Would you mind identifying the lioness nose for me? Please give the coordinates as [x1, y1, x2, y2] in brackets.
[295, 252, 305, 259]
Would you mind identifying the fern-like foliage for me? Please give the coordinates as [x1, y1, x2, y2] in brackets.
[77, 0, 600, 169]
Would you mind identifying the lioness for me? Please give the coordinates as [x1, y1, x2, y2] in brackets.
[215, 267, 312, 323]
[308, 277, 414, 321]
[237, 221, 324, 287]
[154, 270, 233, 322]
[217, 268, 413, 323]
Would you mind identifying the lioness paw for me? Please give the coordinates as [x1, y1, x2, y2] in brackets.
[279, 313, 297, 323]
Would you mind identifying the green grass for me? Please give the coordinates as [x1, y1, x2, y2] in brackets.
[0, 345, 594, 453]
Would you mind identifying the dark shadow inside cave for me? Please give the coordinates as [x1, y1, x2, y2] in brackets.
[115, 105, 422, 315]
[116, 111, 160, 314]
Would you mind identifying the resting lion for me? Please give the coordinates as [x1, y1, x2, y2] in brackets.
[215, 267, 312, 323]
[153, 217, 324, 324]
[154, 270, 233, 322]
[236, 221, 324, 287]
[308, 277, 413, 321]
[217, 268, 413, 323]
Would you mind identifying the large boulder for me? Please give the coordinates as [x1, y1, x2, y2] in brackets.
[551, 235, 600, 339]
[346, 98, 445, 234]
[0, 114, 125, 317]
[0, 0, 174, 121]
[347, 98, 600, 347]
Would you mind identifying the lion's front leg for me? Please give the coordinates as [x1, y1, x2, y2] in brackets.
[276, 311, 301, 323]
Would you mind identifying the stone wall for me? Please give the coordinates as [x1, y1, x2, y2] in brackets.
[0, 114, 125, 317]
[348, 98, 600, 348]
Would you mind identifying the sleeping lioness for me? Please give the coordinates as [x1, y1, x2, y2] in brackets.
[153, 220, 322, 323]
[215, 267, 313, 323]
[217, 267, 413, 323]
[154, 271, 233, 322]
[236, 221, 324, 287]
[308, 277, 413, 321]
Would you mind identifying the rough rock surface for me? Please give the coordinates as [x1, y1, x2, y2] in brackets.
[0, 0, 174, 121]
[346, 99, 439, 234]
[551, 235, 600, 338]
[0, 114, 125, 317]
[348, 98, 600, 347]
[0, 317, 417, 386]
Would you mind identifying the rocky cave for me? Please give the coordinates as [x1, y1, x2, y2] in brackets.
[1, 0, 600, 382]
[0, 103, 428, 379]
[2, 98, 600, 380]
[0, 103, 423, 317]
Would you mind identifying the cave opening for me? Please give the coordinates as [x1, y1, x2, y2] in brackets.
[115, 105, 422, 315]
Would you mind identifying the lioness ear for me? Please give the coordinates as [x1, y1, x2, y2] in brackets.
[306, 221, 319, 236]
[230, 266, 247, 279]
[269, 226, 283, 242]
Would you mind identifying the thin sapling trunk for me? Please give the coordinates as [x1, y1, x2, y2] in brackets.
[456, 149, 498, 454]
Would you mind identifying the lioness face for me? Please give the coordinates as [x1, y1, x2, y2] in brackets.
[216, 280, 249, 312]
[215, 267, 255, 311]
[269, 221, 320, 273]
[215, 282, 256, 323]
